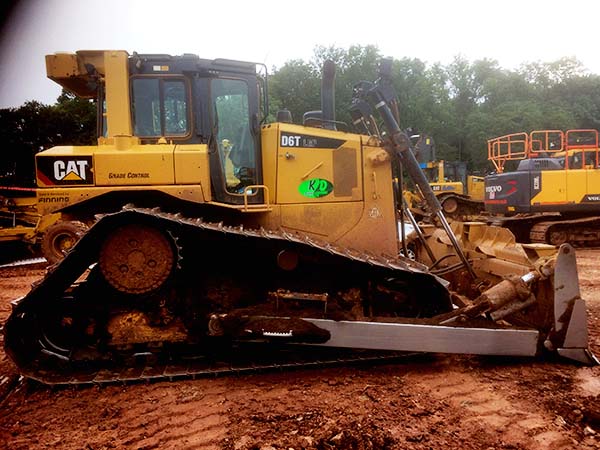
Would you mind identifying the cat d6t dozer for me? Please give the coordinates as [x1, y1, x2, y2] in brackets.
[3, 51, 597, 385]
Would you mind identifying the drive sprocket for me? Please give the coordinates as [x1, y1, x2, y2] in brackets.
[99, 223, 175, 294]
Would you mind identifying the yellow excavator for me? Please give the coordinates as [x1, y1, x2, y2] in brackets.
[486, 129, 600, 245]
[3, 51, 597, 385]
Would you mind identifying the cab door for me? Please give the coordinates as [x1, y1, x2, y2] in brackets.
[209, 77, 263, 204]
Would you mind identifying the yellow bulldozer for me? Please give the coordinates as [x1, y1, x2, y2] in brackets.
[402, 135, 485, 221]
[3, 51, 596, 385]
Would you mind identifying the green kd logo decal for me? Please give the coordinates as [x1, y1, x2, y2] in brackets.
[299, 178, 334, 198]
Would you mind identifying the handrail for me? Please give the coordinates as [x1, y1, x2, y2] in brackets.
[487, 132, 528, 173]
[529, 130, 564, 154]
[242, 185, 271, 212]
[488, 129, 600, 173]
[565, 129, 599, 151]
[564, 130, 598, 170]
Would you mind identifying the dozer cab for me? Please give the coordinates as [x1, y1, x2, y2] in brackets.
[3, 51, 597, 385]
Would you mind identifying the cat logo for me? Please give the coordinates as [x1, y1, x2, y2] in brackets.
[54, 160, 89, 181]
[36, 155, 94, 186]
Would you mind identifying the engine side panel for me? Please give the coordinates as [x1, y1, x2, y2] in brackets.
[486, 166, 600, 215]
[485, 171, 534, 213]
[35, 143, 211, 216]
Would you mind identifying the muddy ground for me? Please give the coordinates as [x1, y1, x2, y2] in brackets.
[0, 251, 598, 450]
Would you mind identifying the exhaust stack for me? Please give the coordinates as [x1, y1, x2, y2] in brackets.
[321, 59, 336, 130]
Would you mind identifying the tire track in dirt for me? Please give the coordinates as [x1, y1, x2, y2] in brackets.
[2, 380, 233, 450]
[412, 361, 579, 450]
[107, 382, 231, 450]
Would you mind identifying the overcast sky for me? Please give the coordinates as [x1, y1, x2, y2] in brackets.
[1, 0, 599, 108]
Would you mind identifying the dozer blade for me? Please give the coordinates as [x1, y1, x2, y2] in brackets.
[301, 244, 597, 364]
[551, 244, 599, 365]
[304, 319, 541, 356]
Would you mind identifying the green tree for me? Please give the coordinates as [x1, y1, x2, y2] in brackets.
[550, 74, 600, 129]
[268, 60, 320, 125]
[53, 90, 97, 145]
[0, 90, 96, 186]
[519, 57, 586, 89]
[269, 45, 382, 129]
[312, 45, 381, 127]
[268, 48, 600, 174]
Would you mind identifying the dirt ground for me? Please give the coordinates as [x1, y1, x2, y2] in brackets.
[0, 251, 599, 450]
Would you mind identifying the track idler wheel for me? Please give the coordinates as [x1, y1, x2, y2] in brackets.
[441, 196, 459, 215]
[99, 224, 175, 294]
[548, 228, 568, 246]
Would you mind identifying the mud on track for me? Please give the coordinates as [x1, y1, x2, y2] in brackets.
[0, 253, 599, 450]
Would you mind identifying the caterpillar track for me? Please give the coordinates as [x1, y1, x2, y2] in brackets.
[529, 216, 600, 247]
[487, 214, 600, 247]
[11, 346, 419, 387]
[4, 207, 453, 385]
[4, 207, 598, 386]
[439, 194, 484, 221]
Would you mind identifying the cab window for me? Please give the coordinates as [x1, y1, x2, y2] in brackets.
[211, 78, 256, 193]
[132, 78, 189, 137]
